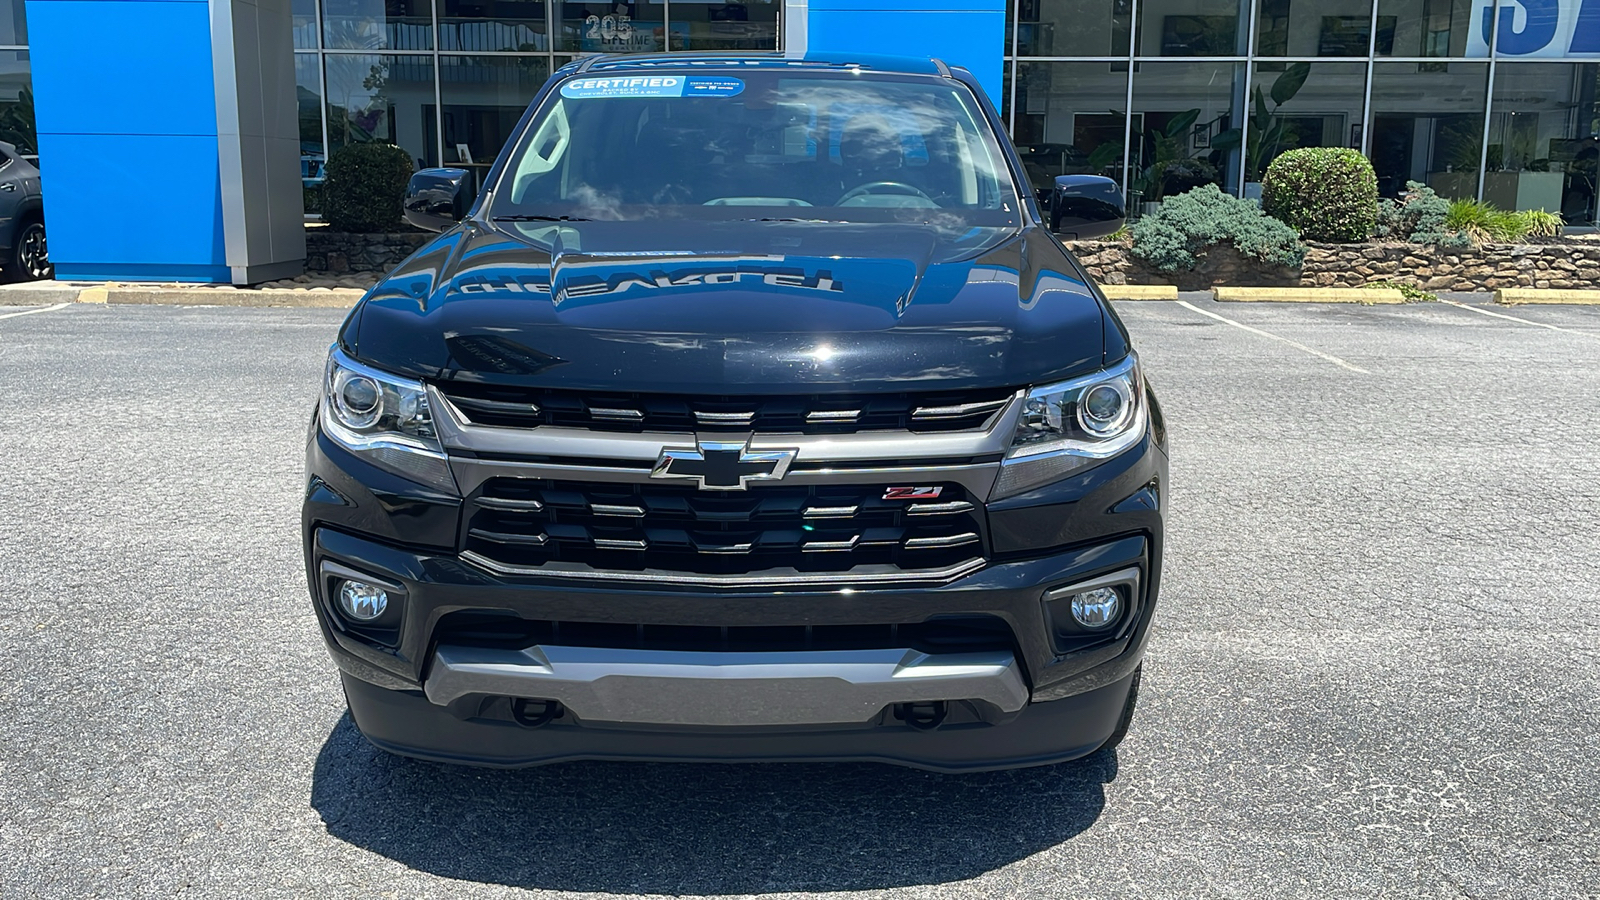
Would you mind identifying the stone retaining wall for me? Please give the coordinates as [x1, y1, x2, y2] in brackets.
[1065, 239, 1600, 292]
[305, 228, 1600, 292]
[305, 230, 429, 274]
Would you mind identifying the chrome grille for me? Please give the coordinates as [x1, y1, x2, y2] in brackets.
[461, 478, 987, 579]
[434, 384, 1014, 434]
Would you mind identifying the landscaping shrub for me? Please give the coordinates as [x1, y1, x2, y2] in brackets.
[1130, 184, 1306, 272]
[1260, 147, 1378, 242]
[1375, 182, 1471, 247]
[321, 142, 414, 233]
[1446, 199, 1529, 243]
[1517, 209, 1565, 238]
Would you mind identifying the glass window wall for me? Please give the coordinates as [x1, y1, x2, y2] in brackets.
[670, 0, 779, 50]
[1244, 62, 1367, 182]
[1138, 0, 1251, 57]
[1012, 61, 1131, 197]
[440, 0, 549, 51]
[287, 0, 780, 216]
[1367, 61, 1488, 199]
[1006, 0, 1600, 221]
[0, 49, 31, 156]
[1130, 61, 1244, 204]
[1487, 63, 1600, 223]
[324, 54, 439, 167]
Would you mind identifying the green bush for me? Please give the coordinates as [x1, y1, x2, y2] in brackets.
[1518, 209, 1565, 238]
[1375, 182, 1471, 247]
[1446, 198, 1529, 243]
[321, 142, 414, 233]
[1260, 147, 1378, 242]
[1130, 184, 1306, 272]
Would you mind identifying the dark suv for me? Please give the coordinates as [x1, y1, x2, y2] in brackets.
[304, 53, 1167, 772]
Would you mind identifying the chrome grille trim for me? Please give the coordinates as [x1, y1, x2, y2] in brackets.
[458, 550, 988, 587]
[590, 503, 646, 518]
[694, 411, 755, 425]
[802, 536, 860, 553]
[477, 497, 545, 512]
[428, 385, 1025, 472]
[593, 538, 649, 551]
[905, 532, 981, 550]
[906, 500, 976, 516]
[911, 399, 1010, 420]
[804, 409, 861, 423]
[803, 505, 859, 518]
[468, 529, 549, 546]
[589, 407, 644, 421]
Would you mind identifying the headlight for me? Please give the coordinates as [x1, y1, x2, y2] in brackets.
[993, 354, 1145, 498]
[320, 347, 456, 492]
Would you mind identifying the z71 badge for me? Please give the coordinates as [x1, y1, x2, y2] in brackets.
[883, 486, 943, 500]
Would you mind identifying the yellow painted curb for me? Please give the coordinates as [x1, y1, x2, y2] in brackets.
[1213, 286, 1406, 304]
[102, 286, 366, 308]
[1099, 284, 1178, 300]
[78, 287, 108, 304]
[1495, 288, 1600, 306]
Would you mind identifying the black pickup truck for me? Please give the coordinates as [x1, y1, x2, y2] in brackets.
[304, 52, 1167, 772]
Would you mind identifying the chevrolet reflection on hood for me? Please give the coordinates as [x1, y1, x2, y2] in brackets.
[452, 266, 844, 305]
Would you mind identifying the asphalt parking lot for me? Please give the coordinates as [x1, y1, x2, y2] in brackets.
[2, 296, 1597, 899]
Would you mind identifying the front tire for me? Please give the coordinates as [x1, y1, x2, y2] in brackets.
[9, 219, 51, 282]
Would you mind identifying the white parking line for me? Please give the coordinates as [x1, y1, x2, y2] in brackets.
[0, 302, 69, 321]
[1435, 298, 1599, 339]
[1173, 300, 1371, 374]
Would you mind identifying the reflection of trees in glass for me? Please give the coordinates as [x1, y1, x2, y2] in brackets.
[325, 56, 391, 147]
[0, 85, 35, 154]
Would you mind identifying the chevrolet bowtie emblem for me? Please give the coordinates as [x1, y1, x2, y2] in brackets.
[651, 440, 798, 491]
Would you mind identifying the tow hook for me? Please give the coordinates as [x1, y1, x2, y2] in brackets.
[896, 701, 948, 730]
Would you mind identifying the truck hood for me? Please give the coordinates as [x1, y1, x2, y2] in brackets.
[347, 219, 1109, 394]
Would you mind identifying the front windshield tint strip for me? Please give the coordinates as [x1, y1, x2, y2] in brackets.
[489, 71, 1022, 227]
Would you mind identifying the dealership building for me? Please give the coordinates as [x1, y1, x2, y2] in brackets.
[5, 0, 1600, 282]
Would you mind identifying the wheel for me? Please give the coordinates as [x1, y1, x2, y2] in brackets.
[8, 219, 52, 282]
[1096, 664, 1142, 753]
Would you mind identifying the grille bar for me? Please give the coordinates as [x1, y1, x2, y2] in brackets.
[435, 384, 1016, 435]
[462, 478, 987, 579]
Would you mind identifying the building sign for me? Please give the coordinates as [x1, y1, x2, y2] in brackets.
[1468, 0, 1600, 56]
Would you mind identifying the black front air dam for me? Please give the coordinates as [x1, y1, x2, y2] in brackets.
[341, 669, 1135, 773]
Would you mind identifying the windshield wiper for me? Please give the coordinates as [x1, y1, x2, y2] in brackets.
[493, 214, 594, 222]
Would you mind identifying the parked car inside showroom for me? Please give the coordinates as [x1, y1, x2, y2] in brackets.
[303, 53, 1166, 771]
[0, 142, 48, 281]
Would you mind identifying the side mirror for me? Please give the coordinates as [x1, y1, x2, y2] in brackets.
[404, 168, 476, 232]
[1046, 174, 1125, 240]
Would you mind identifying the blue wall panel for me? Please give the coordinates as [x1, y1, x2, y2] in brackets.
[26, 0, 228, 282]
[806, 2, 1006, 108]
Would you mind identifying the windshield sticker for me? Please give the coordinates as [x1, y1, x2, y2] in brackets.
[561, 75, 745, 100]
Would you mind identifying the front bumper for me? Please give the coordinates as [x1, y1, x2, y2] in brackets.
[304, 410, 1167, 770]
[342, 667, 1137, 773]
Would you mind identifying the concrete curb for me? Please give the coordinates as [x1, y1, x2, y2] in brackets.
[1213, 286, 1407, 304]
[1495, 288, 1600, 306]
[0, 281, 366, 308]
[1098, 284, 1179, 300]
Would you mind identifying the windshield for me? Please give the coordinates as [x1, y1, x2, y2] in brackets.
[491, 69, 1021, 227]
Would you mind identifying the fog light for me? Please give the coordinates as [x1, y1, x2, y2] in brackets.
[1070, 587, 1121, 629]
[338, 580, 388, 621]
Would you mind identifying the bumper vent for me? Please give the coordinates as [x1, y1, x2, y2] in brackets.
[436, 610, 1017, 655]
[461, 478, 987, 580]
[434, 384, 1014, 434]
